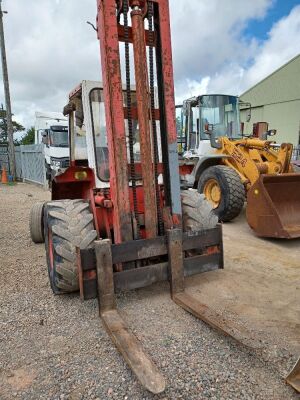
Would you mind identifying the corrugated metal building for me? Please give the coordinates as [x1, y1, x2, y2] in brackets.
[240, 54, 300, 146]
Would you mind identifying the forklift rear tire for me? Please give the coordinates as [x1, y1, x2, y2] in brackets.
[29, 202, 45, 243]
[44, 199, 97, 294]
[198, 165, 245, 222]
[181, 189, 218, 231]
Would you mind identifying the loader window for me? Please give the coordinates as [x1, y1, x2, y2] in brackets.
[200, 95, 241, 140]
[176, 105, 185, 153]
[90, 88, 110, 182]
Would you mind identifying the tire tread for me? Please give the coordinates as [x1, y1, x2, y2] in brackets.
[29, 202, 45, 243]
[44, 199, 97, 294]
[198, 165, 245, 222]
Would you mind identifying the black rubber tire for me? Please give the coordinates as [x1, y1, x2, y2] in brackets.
[29, 202, 45, 243]
[44, 199, 97, 294]
[181, 189, 218, 231]
[198, 165, 245, 222]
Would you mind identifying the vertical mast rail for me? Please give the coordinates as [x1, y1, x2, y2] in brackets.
[130, 0, 158, 238]
[148, 1, 164, 235]
[123, 0, 140, 238]
[154, 1, 182, 223]
[97, 0, 133, 243]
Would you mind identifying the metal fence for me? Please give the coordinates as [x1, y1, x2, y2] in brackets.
[292, 145, 300, 161]
[0, 144, 9, 173]
[15, 144, 46, 186]
[14, 146, 22, 178]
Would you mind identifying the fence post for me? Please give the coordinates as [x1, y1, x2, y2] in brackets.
[20, 145, 25, 182]
[42, 145, 47, 189]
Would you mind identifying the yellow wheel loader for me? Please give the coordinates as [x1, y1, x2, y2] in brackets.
[177, 95, 300, 238]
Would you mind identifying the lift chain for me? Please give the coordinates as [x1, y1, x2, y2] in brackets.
[148, 1, 164, 235]
[123, 0, 140, 238]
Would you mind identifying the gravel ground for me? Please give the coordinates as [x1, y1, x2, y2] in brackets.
[0, 182, 299, 400]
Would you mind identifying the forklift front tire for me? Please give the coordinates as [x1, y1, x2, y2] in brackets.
[44, 199, 97, 294]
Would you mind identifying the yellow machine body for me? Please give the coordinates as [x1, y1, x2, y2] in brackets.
[215, 137, 300, 238]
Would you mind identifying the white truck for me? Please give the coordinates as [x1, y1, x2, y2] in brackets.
[35, 111, 70, 186]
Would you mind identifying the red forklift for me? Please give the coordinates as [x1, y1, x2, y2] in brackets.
[29, 0, 300, 394]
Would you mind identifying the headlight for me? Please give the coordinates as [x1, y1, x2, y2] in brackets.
[50, 158, 62, 168]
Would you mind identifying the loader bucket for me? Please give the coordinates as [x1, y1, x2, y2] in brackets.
[246, 174, 300, 239]
[286, 357, 300, 393]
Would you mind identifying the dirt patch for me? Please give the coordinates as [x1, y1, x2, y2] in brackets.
[0, 183, 299, 399]
[4, 368, 37, 391]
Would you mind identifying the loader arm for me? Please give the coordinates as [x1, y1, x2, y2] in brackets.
[215, 137, 295, 188]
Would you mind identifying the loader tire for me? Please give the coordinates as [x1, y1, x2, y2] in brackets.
[29, 202, 45, 243]
[181, 189, 218, 231]
[44, 199, 97, 294]
[198, 165, 245, 222]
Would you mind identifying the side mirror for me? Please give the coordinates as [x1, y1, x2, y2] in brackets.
[267, 129, 277, 137]
[41, 131, 48, 145]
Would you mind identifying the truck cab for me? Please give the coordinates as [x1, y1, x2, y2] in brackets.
[35, 111, 70, 185]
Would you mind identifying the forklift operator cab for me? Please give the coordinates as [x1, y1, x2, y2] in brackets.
[65, 80, 145, 189]
[65, 81, 111, 188]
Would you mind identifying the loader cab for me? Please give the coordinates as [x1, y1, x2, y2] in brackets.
[177, 94, 242, 156]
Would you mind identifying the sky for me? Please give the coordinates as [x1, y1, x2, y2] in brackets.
[1, 0, 300, 133]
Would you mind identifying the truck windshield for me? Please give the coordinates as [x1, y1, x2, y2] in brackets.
[200, 95, 241, 140]
[49, 128, 69, 147]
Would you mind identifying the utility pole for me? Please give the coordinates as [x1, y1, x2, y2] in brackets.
[0, 0, 15, 179]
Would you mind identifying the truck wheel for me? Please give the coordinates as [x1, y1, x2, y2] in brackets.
[29, 202, 45, 243]
[198, 165, 245, 222]
[44, 199, 97, 294]
[181, 189, 218, 231]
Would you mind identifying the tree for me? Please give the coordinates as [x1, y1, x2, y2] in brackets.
[19, 127, 35, 145]
[0, 118, 25, 143]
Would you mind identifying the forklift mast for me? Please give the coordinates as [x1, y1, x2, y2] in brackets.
[97, 0, 181, 243]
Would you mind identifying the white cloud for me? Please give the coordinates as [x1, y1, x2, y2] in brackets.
[173, 3, 300, 98]
[243, 5, 300, 90]
[175, 77, 211, 104]
[0, 0, 99, 128]
[170, 0, 271, 79]
[0, 0, 299, 131]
